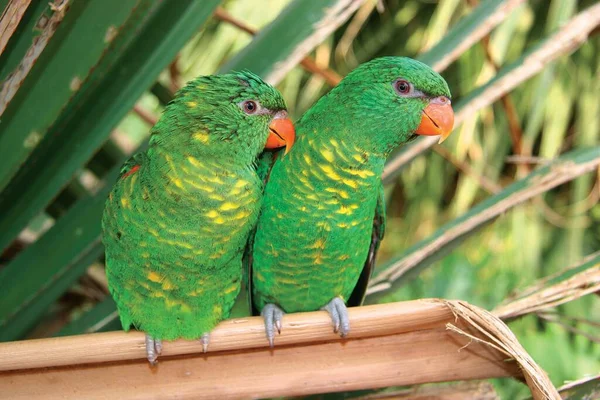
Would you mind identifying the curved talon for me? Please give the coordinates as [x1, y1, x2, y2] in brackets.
[200, 333, 210, 353]
[261, 303, 285, 347]
[145, 335, 162, 365]
[322, 297, 350, 337]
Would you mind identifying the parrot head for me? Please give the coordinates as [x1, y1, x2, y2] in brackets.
[303, 56, 453, 157]
[150, 70, 295, 164]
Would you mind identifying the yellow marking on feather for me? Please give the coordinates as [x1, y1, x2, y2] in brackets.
[157, 210, 165, 217]
[234, 180, 248, 188]
[162, 280, 174, 290]
[320, 149, 335, 163]
[209, 193, 225, 201]
[306, 194, 318, 201]
[129, 173, 137, 194]
[193, 131, 210, 144]
[220, 202, 240, 211]
[314, 254, 324, 265]
[213, 305, 222, 315]
[330, 139, 339, 147]
[120, 197, 130, 208]
[318, 164, 341, 181]
[336, 206, 354, 215]
[187, 156, 204, 168]
[186, 101, 197, 108]
[255, 271, 265, 282]
[303, 154, 312, 165]
[164, 154, 181, 177]
[352, 154, 364, 162]
[325, 187, 349, 199]
[298, 175, 315, 190]
[148, 272, 162, 282]
[141, 252, 150, 258]
[158, 221, 166, 229]
[267, 246, 279, 257]
[150, 291, 165, 298]
[337, 223, 349, 228]
[165, 299, 178, 308]
[184, 178, 214, 193]
[224, 284, 238, 295]
[342, 168, 375, 178]
[170, 177, 184, 189]
[342, 178, 358, 188]
[208, 249, 227, 260]
[205, 174, 224, 184]
[338, 254, 350, 261]
[213, 216, 225, 224]
[278, 276, 302, 285]
[148, 228, 159, 237]
[140, 242, 147, 247]
[316, 221, 331, 232]
[312, 238, 326, 249]
[233, 210, 251, 220]
[350, 220, 360, 227]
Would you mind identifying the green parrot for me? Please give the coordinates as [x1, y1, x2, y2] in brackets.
[102, 71, 295, 363]
[248, 57, 454, 345]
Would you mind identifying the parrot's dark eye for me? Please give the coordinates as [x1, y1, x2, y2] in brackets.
[241, 100, 258, 114]
[393, 79, 412, 95]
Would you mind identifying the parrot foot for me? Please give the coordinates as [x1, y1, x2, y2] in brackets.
[200, 333, 210, 353]
[261, 303, 285, 347]
[145, 334, 162, 365]
[322, 297, 350, 337]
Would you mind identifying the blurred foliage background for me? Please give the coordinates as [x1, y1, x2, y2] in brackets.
[0, 0, 599, 398]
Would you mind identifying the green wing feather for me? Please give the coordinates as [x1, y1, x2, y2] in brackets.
[347, 183, 386, 306]
[241, 150, 279, 316]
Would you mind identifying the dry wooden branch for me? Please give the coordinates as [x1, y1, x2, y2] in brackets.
[0, 0, 32, 56]
[493, 254, 600, 320]
[357, 381, 499, 400]
[0, 0, 70, 116]
[0, 300, 545, 399]
[445, 301, 560, 400]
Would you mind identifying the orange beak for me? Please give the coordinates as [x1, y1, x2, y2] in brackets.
[265, 111, 296, 155]
[415, 96, 454, 143]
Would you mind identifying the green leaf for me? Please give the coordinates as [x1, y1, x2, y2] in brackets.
[219, 0, 364, 84]
[0, 0, 220, 253]
[56, 297, 121, 337]
[366, 146, 600, 304]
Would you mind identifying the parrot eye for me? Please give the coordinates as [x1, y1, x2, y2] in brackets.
[393, 79, 412, 95]
[240, 100, 259, 114]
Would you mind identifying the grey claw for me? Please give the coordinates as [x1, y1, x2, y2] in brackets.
[322, 297, 350, 337]
[200, 333, 210, 353]
[261, 303, 285, 347]
[145, 334, 162, 365]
